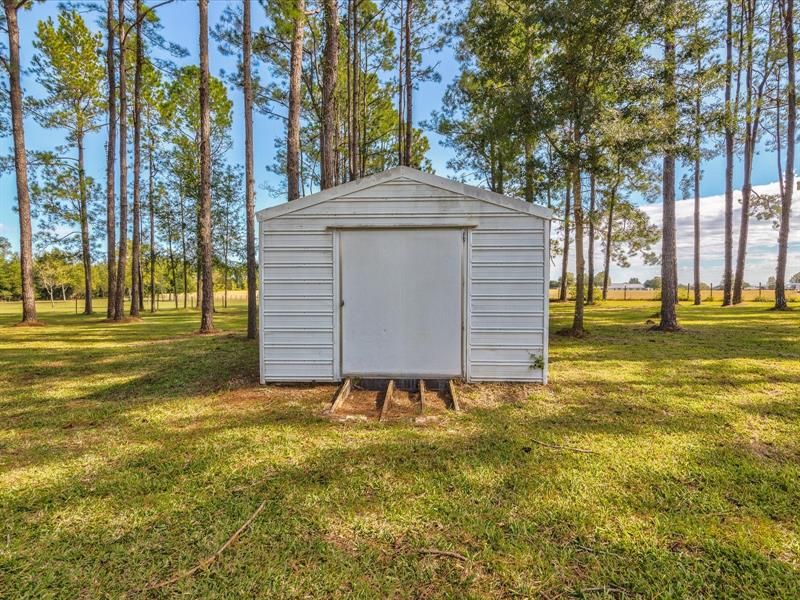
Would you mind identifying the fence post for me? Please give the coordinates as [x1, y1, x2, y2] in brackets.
[710, 284, 713, 300]
[624, 284, 627, 301]
[759, 282, 762, 300]
[75, 295, 78, 314]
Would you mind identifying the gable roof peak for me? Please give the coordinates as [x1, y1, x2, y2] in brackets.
[256, 166, 554, 221]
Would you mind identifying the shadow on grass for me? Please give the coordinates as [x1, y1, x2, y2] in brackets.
[2, 302, 800, 596]
[4, 396, 799, 597]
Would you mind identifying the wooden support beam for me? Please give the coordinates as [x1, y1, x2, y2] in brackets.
[379, 379, 395, 422]
[418, 379, 426, 415]
[329, 378, 352, 414]
[448, 379, 461, 411]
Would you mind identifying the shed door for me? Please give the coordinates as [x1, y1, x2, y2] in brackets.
[340, 229, 464, 377]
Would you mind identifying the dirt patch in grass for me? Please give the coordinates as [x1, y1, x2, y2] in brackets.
[746, 439, 796, 463]
[422, 388, 451, 416]
[456, 381, 538, 409]
[334, 388, 382, 420]
[220, 383, 336, 412]
[386, 389, 420, 420]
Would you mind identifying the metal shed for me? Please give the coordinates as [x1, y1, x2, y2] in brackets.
[257, 166, 553, 384]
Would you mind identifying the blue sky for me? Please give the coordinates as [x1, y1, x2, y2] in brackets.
[1, 0, 797, 284]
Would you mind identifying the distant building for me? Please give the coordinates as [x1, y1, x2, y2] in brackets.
[608, 282, 646, 290]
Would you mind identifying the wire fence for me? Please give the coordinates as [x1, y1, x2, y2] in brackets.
[548, 286, 800, 302]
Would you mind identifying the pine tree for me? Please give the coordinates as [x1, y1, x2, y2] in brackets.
[2, 0, 38, 324]
[198, 0, 214, 333]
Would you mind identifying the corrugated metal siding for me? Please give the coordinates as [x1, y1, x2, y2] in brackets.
[261, 231, 334, 381]
[469, 224, 547, 382]
[260, 177, 548, 383]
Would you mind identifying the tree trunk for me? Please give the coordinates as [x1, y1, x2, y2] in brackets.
[114, 0, 128, 320]
[349, 0, 360, 181]
[587, 171, 595, 304]
[658, 24, 679, 331]
[179, 192, 188, 309]
[130, 0, 143, 317]
[693, 93, 702, 305]
[3, 0, 37, 324]
[148, 133, 156, 312]
[106, 0, 117, 319]
[403, 0, 412, 167]
[397, 16, 404, 166]
[198, 0, 214, 333]
[243, 0, 258, 337]
[775, 0, 795, 309]
[571, 153, 585, 335]
[524, 139, 534, 203]
[321, 0, 339, 189]
[78, 134, 93, 314]
[287, 0, 305, 201]
[602, 187, 615, 301]
[733, 1, 771, 304]
[723, 0, 734, 306]
[558, 174, 571, 302]
[733, 4, 754, 305]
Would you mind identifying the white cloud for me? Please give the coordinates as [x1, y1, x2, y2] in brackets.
[559, 181, 800, 285]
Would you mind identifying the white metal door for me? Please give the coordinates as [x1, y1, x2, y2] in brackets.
[340, 228, 464, 377]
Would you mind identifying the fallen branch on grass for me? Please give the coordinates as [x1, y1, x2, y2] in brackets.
[139, 498, 268, 592]
[417, 548, 468, 561]
[579, 585, 628, 596]
[529, 438, 597, 455]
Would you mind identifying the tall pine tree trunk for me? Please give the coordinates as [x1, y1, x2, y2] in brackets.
[148, 135, 156, 313]
[558, 174, 571, 302]
[3, 0, 37, 324]
[179, 193, 188, 309]
[734, 2, 771, 304]
[658, 22, 679, 330]
[733, 3, 755, 305]
[723, 0, 734, 306]
[602, 187, 615, 301]
[571, 149, 585, 335]
[524, 140, 534, 203]
[321, 0, 339, 189]
[775, 0, 795, 309]
[243, 0, 258, 338]
[287, 0, 305, 200]
[397, 17, 404, 166]
[106, 0, 117, 319]
[130, 0, 143, 317]
[403, 0, 412, 166]
[693, 151, 702, 306]
[78, 133, 93, 314]
[198, 0, 214, 333]
[349, 0, 360, 181]
[587, 171, 595, 304]
[114, 0, 128, 320]
[693, 87, 702, 305]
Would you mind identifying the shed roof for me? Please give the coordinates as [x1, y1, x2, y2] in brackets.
[256, 166, 554, 222]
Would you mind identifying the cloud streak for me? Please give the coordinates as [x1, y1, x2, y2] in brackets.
[561, 180, 800, 285]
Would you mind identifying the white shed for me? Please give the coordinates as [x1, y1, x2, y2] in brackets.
[256, 166, 553, 384]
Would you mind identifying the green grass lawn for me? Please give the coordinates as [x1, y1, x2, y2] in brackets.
[1, 300, 799, 598]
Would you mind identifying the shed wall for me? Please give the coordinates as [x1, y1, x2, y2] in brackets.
[260, 177, 548, 382]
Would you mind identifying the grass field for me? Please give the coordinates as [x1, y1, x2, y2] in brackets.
[2, 299, 799, 598]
